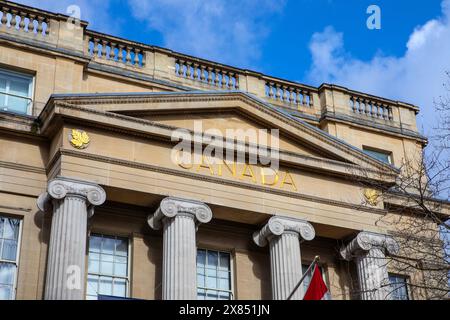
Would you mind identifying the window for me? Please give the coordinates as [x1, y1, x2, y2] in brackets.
[362, 146, 392, 164]
[0, 216, 21, 300]
[86, 234, 129, 300]
[197, 249, 233, 300]
[388, 274, 409, 300]
[302, 264, 331, 300]
[0, 68, 34, 115]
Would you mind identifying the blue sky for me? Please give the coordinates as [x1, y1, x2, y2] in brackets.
[17, 0, 450, 139]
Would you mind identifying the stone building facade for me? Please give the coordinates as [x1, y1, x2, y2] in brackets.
[0, 1, 448, 300]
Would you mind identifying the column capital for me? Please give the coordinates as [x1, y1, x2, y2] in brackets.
[340, 231, 399, 261]
[253, 215, 315, 247]
[37, 177, 106, 215]
[148, 197, 213, 230]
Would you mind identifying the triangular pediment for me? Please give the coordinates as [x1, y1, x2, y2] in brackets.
[44, 91, 399, 182]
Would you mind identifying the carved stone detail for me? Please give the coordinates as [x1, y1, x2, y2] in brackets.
[37, 177, 106, 300]
[253, 215, 316, 300]
[147, 197, 213, 300]
[148, 196, 213, 230]
[340, 231, 399, 300]
[253, 215, 315, 247]
[340, 231, 399, 261]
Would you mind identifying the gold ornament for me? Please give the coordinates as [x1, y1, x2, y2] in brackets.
[69, 129, 90, 149]
[364, 188, 381, 206]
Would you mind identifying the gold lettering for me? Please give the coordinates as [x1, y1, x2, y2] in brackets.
[175, 150, 193, 169]
[280, 171, 298, 191]
[240, 164, 257, 183]
[260, 167, 279, 186]
[196, 155, 215, 175]
[218, 160, 237, 177]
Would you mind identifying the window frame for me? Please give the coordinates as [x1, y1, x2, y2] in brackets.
[86, 233, 131, 300]
[388, 273, 410, 300]
[0, 67, 35, 116]
[0, 215, 23, 300]
[362, 145, 393, 165]
[196, 248, 235, 300]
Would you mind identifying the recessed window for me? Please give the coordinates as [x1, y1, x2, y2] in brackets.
[0, 68, 34, 115]
[197, 249, 233, 300]
[86, 234, 129, 300]
[388, 274, 410, 300]
[302, 264, 331, 300]
[362, 146, 393, 164]
[0, 216, 21, 300]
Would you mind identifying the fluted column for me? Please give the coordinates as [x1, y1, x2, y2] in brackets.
[148, 197, 213, 300]
[37, 177, 106, 300]
[340, 231, 399, 300]
[253, 216, 315, 300]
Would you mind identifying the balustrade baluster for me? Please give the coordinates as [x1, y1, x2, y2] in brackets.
[275, 84, 281, 100]
[93, 38, 99, 57]
[10, 10, 17, 29]
[186, 61, 192, 78]
[221, 71, 227, 88]
[117, 45, 124, 63]
[110, 43, 116, 60]
[101, 40, 108, 58]
[27, 14, 35, 33]
[193, 63, 199, 80]
[214, 69, 220, 87]
[125, 47, 132, 64]
[1, 8, 8, 26]
[228, 73, 234, 89]
[134, 49, 140, 66]
[19, 12, 25, 30]
[268, 83, 275, 99]
[36, 16, 43, 34]
[200, 66, 206, 82]
[207, 67, 213, 85]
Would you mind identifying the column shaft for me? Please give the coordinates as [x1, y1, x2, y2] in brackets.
[356, 248, 390, 300]
[270, 232, 303, 300]
[45, 196, 88, 300]
[163, 214, 197, 300]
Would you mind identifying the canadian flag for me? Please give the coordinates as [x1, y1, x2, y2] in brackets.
[303, 265, 329, 300]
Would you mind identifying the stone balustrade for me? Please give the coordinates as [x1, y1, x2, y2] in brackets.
[265, 79, 314, 109]
[0, 1, 421, 135]
[0, 3, 50, 37]
[349, 93, 393, 121]
[175, 57, 240, 90]
[85, 31, 146, 68]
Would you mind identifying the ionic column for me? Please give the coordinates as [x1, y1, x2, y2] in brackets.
[340, 231, 399, 300]
[148, 197, 212, 300]
[253, 216, 315, 300]
[37, 177, 106, 300]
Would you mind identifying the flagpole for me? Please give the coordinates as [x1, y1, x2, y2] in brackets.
[286, 255, 320, 300]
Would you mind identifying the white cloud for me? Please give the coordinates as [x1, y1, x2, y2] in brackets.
[127, 0, 285, 68]
[13, 0, 116, 33]
[306, 0, 450, 138]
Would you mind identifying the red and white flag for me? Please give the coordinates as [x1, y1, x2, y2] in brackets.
[303, 265, 329, 300]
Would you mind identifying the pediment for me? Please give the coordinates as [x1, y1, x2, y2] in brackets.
[44, 91, 399, 182]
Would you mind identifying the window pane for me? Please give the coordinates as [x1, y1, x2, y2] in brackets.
[114, 262, 127, 277]
[113, 279, 127, 297]
[207, 251, 218, 268]
[86, 275, 98, 296]
[100, 260, 113, 275]
[0, 78, 6, 91]
[0, 263, 16, 285]
[116, 239, 128, 256]
[0, 285, 12, 300]
[197, 249, 206, 267]
[2, 240, 17, 261]
[7, 96, 28, 114]
[8, 78, 29, 97]
[99, 276, 113, 295]
[88, 257, 99, 274]
[89, 236, 101, 253]
[219, 253, 230, 270]
[363, 149, 391, 164]
[0, 93, 5, 110]
[3, 219, 19, 240]
[197, 288, 206, 300]
[102, 237, 115, 255]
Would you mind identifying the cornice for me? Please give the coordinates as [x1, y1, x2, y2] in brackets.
[42, 92, 399, 175]
[46, 101, 396, 183]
